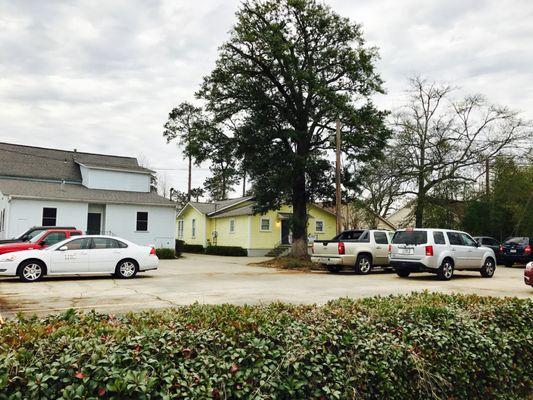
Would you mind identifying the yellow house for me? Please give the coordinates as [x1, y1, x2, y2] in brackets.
[176, 196, 337, 256]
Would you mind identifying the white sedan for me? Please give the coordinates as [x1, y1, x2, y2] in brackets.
[0, 235, 158, 282]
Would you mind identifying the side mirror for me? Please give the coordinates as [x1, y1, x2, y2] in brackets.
[59, 245, 68, 251]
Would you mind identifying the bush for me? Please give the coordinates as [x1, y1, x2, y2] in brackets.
[182, 244, 205, 253]
[0, 293, 531, 399]
[205, 245, 248, 256]
[175, 239, 185, 257]
[155, 248, 176, 259]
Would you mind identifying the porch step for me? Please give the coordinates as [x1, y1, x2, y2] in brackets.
[265, 244, 291, 258]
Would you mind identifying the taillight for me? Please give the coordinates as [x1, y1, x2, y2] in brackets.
[425, 245, 434, 256]
[338, 242, 345, 255]
[525, 245, 531, 254]
[499, 245, 503, 253]
[150, 247, 156, 255]
[388, 244, 392, 254]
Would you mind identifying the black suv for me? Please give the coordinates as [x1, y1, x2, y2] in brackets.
[501, 236, 533, 267]
[474, 236, 503, 263]
[0, 226, 77, 245]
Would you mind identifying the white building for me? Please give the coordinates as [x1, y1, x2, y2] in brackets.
[0, 142, 176, 248]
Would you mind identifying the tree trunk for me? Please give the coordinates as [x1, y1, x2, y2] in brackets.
[291, 154, 309, 259]
[415, 189, 425, 228]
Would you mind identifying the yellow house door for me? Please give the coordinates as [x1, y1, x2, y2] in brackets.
[281, 220, 291, 244]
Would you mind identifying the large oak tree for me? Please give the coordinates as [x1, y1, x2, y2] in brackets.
[197, 0, 389, 257]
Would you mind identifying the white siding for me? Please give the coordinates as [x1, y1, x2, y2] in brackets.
[104, 204, 175, 248]
[0, 191, 10, 239]
[80, 165, 151, 192]
[7, 199, 88, 238]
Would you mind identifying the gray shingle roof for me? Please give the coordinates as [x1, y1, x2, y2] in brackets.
[188, 197, 253, 215]
[0, 178, 176, 207]
[210, 204, 255, 218]
[0, 142, 152, 182]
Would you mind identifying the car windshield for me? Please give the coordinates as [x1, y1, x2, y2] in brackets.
[26, 229, 45, 240]
[505, 237, 528, 245]
[392, 230, 428, 245]
[29, 231, 47, 243]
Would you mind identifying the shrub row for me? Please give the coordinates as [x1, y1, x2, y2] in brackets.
[205, 245, 248, 256]
[175, 240, 248, 256]
[0, 293, 531, 399]
[155, 248, 176, 259]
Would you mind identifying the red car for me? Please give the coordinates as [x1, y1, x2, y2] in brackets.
[0, 229, 82, 255]
[525, 262, 533, 287]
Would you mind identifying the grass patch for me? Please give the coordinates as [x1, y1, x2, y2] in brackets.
[1, 293, 530, 399]
[251, 256, 323, 271]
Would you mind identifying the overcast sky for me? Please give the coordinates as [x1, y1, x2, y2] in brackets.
[1, 0, 532, 197]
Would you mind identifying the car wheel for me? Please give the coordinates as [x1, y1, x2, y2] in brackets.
[355, 255, 372, 275]
[480, 258, 496, 278]
[327, 265, 341, 273]
[396, 269, 410, 278]
[114, 260, 138, 279]
[19, 261, 45, 282]
[437, 259, 454, 280]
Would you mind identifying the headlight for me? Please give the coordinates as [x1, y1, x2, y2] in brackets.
[0, 255, 16, 262]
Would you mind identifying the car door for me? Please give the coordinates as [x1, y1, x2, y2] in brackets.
[49, 238, 91, 274]
[373, 231, 389, 264]
[89, 238, 125, 273]
[446, 232, 468, 267]
[460, 233, 483, 268]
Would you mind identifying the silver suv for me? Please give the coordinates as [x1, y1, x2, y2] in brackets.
[389, 228, 496, 280]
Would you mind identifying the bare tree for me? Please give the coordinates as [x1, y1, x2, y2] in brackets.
[393, 76, 529, 227]
[356, 147, 406, 218]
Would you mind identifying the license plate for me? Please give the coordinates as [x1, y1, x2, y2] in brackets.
[398, 248, 414, 255]
[510, 249, 517, 253]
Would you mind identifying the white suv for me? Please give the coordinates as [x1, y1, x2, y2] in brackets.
[389, 228, 496, 280]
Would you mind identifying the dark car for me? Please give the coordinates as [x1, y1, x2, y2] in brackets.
[0, 226, 77, 245]
[474, 236, 503, 263]
[501, 236, 532, 267]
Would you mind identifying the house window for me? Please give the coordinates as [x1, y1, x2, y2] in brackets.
[0, 209, 4, 231]
[192, 219, 196, 238]
[42, 208, 57, 226]
[177, 220, 184, 239]
[260, 218, 271, 232]
[136, 212, 148, 231]
[315, 220, 324, 233]
[229, 219, 236, 234]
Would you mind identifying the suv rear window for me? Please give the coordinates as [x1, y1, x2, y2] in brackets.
[433, 231, 446, 244]
[392, 230, 427, 245]
[505, 237, 529, 245]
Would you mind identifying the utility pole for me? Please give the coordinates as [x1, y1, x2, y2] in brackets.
[335, 119, 342, 234]
[187, 154, 192, 201]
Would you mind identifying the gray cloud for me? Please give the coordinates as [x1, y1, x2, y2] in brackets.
[1, 0, 531, 195]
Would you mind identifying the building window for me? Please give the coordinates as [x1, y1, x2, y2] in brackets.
[0, 209, 4, 231]
[136, 212, 148, 231]
[177, 220, 184, 239]
[42, 208, 57, 226]
[192, 219, 196, 238]
[315, 220, 324, 233]
[260, 218, 271, 232]
[229, 219, 236, 234]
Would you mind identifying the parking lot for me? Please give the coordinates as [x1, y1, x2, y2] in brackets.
[0, 253, 531, 317]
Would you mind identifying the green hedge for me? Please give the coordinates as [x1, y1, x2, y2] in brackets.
[0, 293, 531, 399]
[174, 240, 184, 257]
[205, 245, 248, 256]
[155, 248, 176, 259]
[182, 244, 205, 253]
